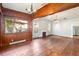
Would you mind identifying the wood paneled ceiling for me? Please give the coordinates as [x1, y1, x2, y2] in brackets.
[33, 3, 79, 19]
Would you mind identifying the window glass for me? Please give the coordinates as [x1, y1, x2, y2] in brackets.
[5, 17, 28, 33]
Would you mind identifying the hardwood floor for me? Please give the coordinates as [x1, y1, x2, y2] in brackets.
[0, 35, 79, 56]
[73, 36, 79, 39]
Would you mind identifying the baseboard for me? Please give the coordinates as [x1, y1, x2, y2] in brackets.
[51, 34, 73, 39]
[33, 34, 73, 39]
[33, 34, 53, 39]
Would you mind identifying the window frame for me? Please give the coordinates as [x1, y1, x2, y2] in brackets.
[4, 16, 29, 34]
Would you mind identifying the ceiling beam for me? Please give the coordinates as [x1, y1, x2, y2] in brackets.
[33, 3, 79, 19]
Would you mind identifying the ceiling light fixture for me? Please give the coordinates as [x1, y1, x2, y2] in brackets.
[25, 3, 33, 14]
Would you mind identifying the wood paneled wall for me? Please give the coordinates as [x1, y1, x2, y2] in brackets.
[0, 6, 33, 50]
[2, 8, 32, 20]
[0, 3, 5, 50]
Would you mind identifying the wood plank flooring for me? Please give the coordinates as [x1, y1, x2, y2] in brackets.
[0, 35, 79, 56]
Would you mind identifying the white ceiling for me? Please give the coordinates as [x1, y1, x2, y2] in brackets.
[37, 6, 79, 21]
[2, 3, 46, 14]
[2, 3, 79, 20]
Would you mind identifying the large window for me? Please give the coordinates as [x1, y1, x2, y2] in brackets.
[5, 17, 28, 33]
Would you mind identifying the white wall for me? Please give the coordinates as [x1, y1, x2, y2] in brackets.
[33, 6, 79, 38]
[33, 18, 52, 38]
[52, 18, 79, 37]
[51, 6, 79, 38]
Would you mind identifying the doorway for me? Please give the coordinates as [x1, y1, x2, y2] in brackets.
[73, 26, 79, 39]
